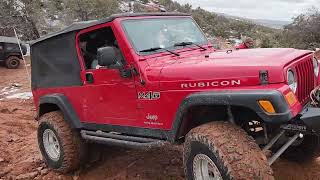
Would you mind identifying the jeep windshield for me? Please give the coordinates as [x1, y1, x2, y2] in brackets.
[121, 17, 208, 55]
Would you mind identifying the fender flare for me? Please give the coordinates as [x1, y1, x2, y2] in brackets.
[169, 90, 292, 142]
[39, 94, 82, 129]
[5, 53, 22, 59]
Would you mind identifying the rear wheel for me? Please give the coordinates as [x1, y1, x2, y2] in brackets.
[184, 121, 274, 180]
[5, 56, 20, 69]
[38, 111, 87, 173]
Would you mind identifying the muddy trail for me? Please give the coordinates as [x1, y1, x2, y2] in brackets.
[1, 64, 320, 180]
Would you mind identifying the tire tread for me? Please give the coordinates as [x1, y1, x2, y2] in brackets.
[39, 111, 84, 173]
[5, 56, 20, 69]
[184, 121, 274, 180]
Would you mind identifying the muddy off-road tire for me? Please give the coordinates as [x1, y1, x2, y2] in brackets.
[38, 111, 87, 173]
[5, 56, 20, 69]
[282, 134, 320, 162]
[183, 121, 274, 180]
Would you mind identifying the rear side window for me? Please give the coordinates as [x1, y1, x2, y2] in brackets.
[5, 43, 19, 51]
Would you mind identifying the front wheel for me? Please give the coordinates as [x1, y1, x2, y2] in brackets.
[183, 121, 274, 180]
[38, 111, 87, 173]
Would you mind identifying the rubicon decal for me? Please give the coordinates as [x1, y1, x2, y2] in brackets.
[181, 80, 241, 89]
[138, 91, 160, 100]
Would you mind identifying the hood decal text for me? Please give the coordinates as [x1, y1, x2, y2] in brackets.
[181, 80, 241, 89]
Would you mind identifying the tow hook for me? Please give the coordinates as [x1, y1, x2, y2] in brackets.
[263, 130, 303, 165]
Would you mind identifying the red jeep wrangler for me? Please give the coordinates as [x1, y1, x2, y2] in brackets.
[31, 13, 320, 179]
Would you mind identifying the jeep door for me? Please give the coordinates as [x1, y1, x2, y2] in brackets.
[77, 24, 139, 126]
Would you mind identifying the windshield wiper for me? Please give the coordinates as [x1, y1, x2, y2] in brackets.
[139, 47, 180, 56]
[174, 42, 207, 51]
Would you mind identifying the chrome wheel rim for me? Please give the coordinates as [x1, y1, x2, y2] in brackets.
[43, 129, 60, 161]
[193, 154, 222, 180]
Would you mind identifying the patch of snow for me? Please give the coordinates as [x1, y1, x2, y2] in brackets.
[119, 1, 131, 12]
[0, 84, 32, 100]
[6, 92, 33, 100]
[0, 86, 19, 96]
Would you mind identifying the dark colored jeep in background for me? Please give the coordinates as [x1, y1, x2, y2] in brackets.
[31, 13, 320, 179]
[0, 36, 27, 69]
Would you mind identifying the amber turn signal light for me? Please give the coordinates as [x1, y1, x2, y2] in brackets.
[285, 91, 298, 106]
[258, 100, 276, 114]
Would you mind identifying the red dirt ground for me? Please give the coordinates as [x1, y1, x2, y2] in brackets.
[1, 64, 320, 180]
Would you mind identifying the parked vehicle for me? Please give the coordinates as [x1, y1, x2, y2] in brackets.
[31, 13, 320, 179]
[0, 36, 27, 69]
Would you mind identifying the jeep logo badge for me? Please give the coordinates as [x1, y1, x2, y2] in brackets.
[181, 80, 241, 88]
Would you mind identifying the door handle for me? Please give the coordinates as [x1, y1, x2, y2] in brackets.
[85, 72, 94, 84]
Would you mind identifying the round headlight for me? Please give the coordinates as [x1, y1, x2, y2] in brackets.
[313, 57, 319, 77]
[287, 69, 297, 93]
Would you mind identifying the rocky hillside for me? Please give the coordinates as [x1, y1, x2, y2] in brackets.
[0, 0, 281, 48]
[216, 13, 290, 29]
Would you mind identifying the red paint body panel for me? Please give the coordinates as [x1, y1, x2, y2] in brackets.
[32, 15, 318, 131]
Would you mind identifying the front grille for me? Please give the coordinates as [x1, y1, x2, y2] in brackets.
[296, 59, 314, 103]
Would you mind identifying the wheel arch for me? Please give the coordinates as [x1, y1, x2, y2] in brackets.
[170, 90, 292, 142]
[174, 104, 261, 142]
[5, 53, 22, 60]
[38, 94, 82, 129]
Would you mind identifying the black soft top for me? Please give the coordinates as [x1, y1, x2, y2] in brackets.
[31, 12, 190, 45]
[30, 12, 190, 89]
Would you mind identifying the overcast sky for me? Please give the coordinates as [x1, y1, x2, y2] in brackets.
[174, 0, 317, 21]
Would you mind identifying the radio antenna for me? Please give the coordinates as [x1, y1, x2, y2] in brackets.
[13, 28, 31, 86]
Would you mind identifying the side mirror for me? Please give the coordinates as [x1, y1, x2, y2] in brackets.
[97, 46, 118, 67]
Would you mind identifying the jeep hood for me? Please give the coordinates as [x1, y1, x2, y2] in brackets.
[146, 48, 311, 89]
